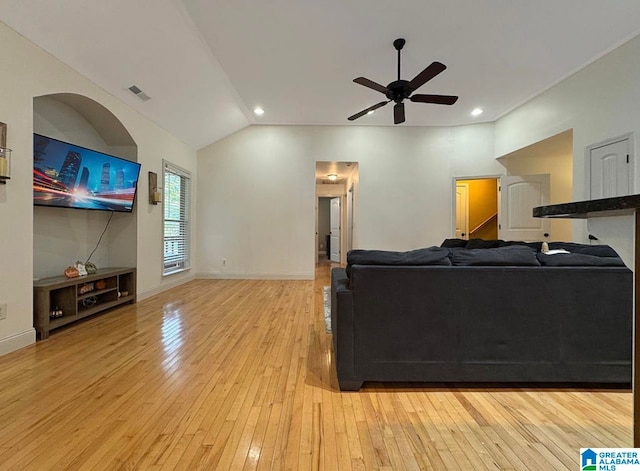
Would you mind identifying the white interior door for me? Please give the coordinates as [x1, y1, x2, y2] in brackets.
[330, 197, 340, 262]
[455, 184, 469, 240]
[499, 174, 550, 241]
[587, 137, 632, 199]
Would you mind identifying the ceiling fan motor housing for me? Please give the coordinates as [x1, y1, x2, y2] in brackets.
[386, 80, 413, 102]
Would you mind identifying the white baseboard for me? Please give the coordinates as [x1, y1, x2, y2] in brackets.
[137, 273, 196, 301]
[196, 272, 314, 280]
[0, 328, 36, 356]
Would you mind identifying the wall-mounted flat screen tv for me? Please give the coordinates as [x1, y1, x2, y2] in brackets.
[33, 133, 142, 213]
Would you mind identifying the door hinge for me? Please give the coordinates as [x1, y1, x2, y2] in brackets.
[627, 154, 630, 164]
[498, 185, 501, 192]
[498, 223, 501, 230]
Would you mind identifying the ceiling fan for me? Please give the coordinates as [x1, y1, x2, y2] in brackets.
[348, 38, 458, 125]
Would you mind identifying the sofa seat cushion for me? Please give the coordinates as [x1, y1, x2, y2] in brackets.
[346, 247, 451, 276]
[451, 245, 540, 266]
[548, 242, 620, 257]
[537, 252, 626, 266]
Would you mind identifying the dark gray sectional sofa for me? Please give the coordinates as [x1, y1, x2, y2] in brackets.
[331, 240, 632, 391]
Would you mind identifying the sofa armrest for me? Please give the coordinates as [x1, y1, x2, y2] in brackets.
[330, 268, 361, 390]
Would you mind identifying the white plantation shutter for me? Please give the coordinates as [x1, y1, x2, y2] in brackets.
[163, 160, 191, 275]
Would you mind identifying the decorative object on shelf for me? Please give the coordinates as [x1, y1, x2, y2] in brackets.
[85, 261, 97, 275]
[0, 122, 11, 184]
[75, 261, 88, 277]
[148, 171, 161, 204]
[95, 279, 106, 290]
[64, 266, 80, 278]
[49, 307, 63, 319]
[81, 296, 97, 308]
[79, 283, 94, 294]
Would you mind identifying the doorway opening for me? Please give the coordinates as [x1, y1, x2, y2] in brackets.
[315, 161, 359, 269]
[497, 129, 573, 242]
[317, 197, 334, 261]
[455, 130, 573, 243]
[454, 177, 499, 240]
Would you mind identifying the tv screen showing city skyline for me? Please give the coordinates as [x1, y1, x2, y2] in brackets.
[33, 133, 142, 212]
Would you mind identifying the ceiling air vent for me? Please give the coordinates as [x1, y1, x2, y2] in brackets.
[128, 85, 151, 102]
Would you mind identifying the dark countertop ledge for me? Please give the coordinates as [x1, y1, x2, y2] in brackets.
[534, 194, 640, 219]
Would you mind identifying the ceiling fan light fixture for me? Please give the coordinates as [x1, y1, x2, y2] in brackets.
[367, 110, 375, 115]
[327, 174, 338, 181]
[471, 107, 483, 117]
[253, 106, 265, 116]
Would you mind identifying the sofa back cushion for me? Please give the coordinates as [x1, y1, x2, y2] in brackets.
[441, 238, 541, 250]
[451, 245, 540, 266]
[346, 247, 451, 276]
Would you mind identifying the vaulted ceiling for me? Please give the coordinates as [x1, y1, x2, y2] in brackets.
[1, 1, 640, 149]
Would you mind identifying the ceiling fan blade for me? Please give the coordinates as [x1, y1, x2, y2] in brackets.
[408, 61, 447, 91]
[347, 100, 389, 121]
[353, 77, 389, 94]
[394, 102, 405, 124]
[410, 94, 459, 105]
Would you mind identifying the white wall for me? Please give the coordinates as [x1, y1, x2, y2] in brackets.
[196, 123, 497, 278]
[496, 33, 640, 266]
[196, 126, 315, 279]
[0, 20, 196, 355]
[316, 183, 345, 196]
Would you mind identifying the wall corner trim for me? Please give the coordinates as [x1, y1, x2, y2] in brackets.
[196, 272, 314, 281]
[137, 274, 196, 301]
[0, 329, 37, 357]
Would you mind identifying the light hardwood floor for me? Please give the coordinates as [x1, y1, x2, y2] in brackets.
[0, 263, 631, 470]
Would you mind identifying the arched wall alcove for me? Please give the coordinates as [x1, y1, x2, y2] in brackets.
[33, 93, 139, 279]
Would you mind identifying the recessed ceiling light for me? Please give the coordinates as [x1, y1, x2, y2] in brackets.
[327, 174, 338, 181]
[471, 107, 483, 117]
[253, 107, 264, 116]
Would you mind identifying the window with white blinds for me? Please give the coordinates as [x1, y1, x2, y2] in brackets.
[163, 160, 191, 275]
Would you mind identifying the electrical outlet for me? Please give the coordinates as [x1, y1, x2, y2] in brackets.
[222, 258, 226, 266]
[0, 303, 7, 321]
